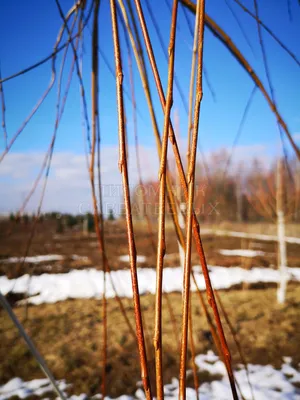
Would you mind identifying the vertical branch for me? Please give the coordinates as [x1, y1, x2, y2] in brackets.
[188, 298, 199, 400]
[110, 1, 152, 398]
[181, 3, 217, 102]
[122, 11, 179, 349]
[154, 1, 179, 398]
[13, 9, 81, 302]
[145, 0, 188, 113]
[181, 0, 300, 160]
[0, 2, 82, 164]
[224, 0, 255, 56]
[179, 0, 205, 397]
[252, 0, 291, 172]
[186, 0, 201, 166]
[55, 0, 91, 154]
[232, 0, 300, 67]
[215, 290, 255, 400]
[117, 0, 186, 256]
[222, 85, 257, 180]
[90, 0, 108, 397]
[131, 3, 237, 399]
[0, 65, 7, 149]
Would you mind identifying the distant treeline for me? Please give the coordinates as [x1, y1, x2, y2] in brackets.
[129, 151, 300, 223]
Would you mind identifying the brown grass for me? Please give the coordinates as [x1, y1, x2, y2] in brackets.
[1, 285, 300, 398]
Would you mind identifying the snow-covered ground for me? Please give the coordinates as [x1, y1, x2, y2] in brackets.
[1, 265, 300, 305]
[201, 229, 300, 244]
[218, 249, 266, 257]
[119, 255, 146, 263]
[1, 352, 300, 399]
[0, 255, 88, 264]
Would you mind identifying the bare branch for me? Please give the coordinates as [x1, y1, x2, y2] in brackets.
[110, 1, 152, 398]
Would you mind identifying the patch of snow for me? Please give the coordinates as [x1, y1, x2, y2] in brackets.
[0, 255, 89, 264]
[200, 229, 300, 245]
[119, 255, 146, 263]
[0, 255, 64, 264]
[1, 266, 300, 305]
[0, 378, 68, 400]
[218, 249, 266, 257]
[1, 354, 300, 399]
[71, 255, 89, 262]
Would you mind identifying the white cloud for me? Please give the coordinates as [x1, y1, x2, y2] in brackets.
[0, 146, 160, 215]
[0, 141, 274, 215]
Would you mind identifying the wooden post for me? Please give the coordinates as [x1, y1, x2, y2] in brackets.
[276, 158, 288, 304]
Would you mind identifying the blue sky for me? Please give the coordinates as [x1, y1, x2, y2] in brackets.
[0, 0, 299, 213]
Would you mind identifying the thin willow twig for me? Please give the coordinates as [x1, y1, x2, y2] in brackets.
[121, 10, 180, 349]
[252, 0, 292, 176]
[110, 1, 152, 398]
[188, 298, 199, 400]
[117, 0, 186, 252]
[21, 11, 82, 320]
[0, 10, 69, 164]
[90, 1, 108, 397]
[18, 15, 80, 216]
[145, 0, 188, 113]
[191, 281, 246, 400]
[132, 3, 237, 399]
[186, 0, 200, 166]
[154, 1, 179, 397]
[181, 0, 300, 160]
[117, 9, 223, 387]
[179, 0, 206, 397]
[55, 0, 91, 154]
[0, 65, 7, 149]
[232, 0, 300, 67]
[0, 2, 86, 165]
[0, 292, 66, 400]
[215, 289, 255, 400]
[222, 85, 257, 180]
[11, 9, 80, 294]
[97, 44, 145, 121]
[224, 0, 255, 56]
[0, 0, 94, 85]
[180, 1, 217, 102]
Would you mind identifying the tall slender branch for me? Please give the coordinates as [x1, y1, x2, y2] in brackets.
[180, 1, 217, 102]
[117, 0, 186, 251]
[110, 1, 152, 398]
[154, 2, 179, 397]
[0, 65, 7, 149]
[186, 0, 201, 166]
[132, 3, 237, 399]
[55, 0, 91, 154]
[188, 298, 199, 400]
[222, 85, 257, 180]
[233, 0, 300, 67]
[120, 11, 180, 350]
[181, 0, 300, 160]
[224, 0, 255, 56]
[215, 290, 255, 400]
[179, 1, 206, 398]
[0, 0, 94, 85]
[90, 1, 108, 397]
[145, 0, 188, 113]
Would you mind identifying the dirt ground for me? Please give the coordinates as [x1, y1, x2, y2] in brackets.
[0, 220, 299, 279]
[0, 219, 300, 398]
